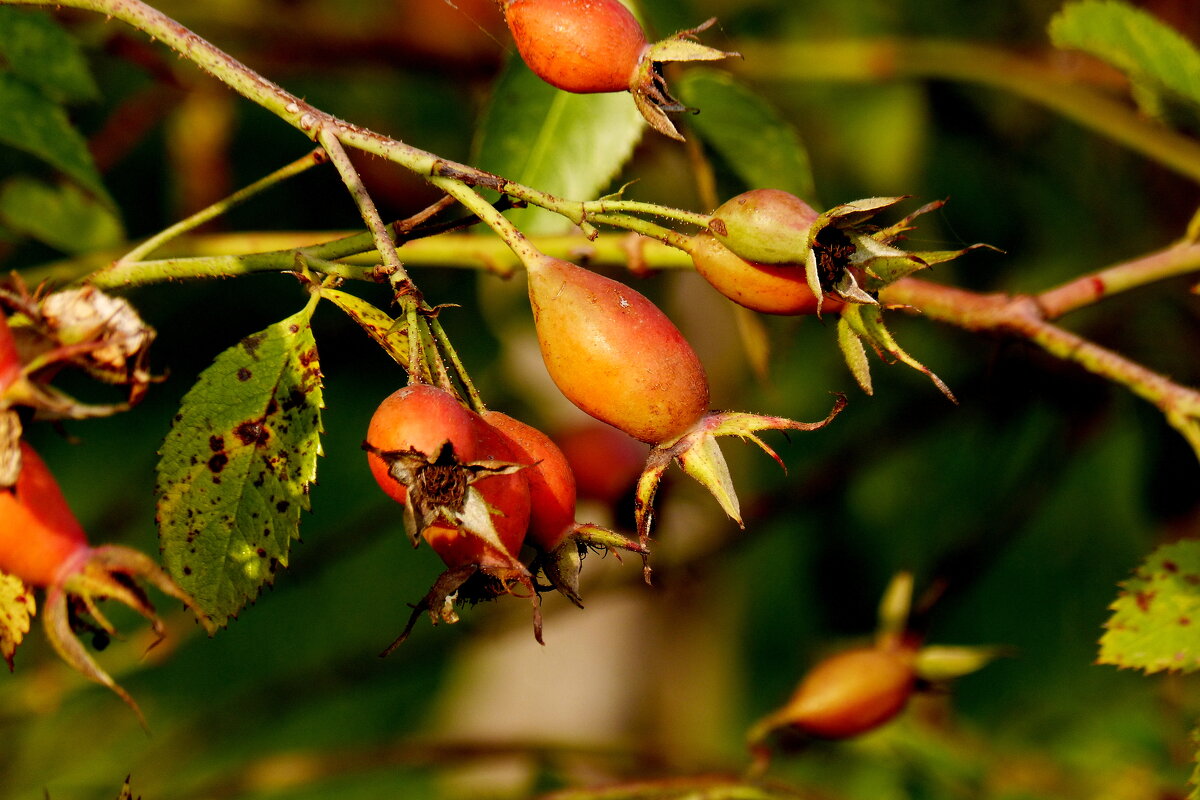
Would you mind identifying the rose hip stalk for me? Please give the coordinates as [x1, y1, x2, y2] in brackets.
[524, 254, 844, 576]
[499, 0, 737, 140]
[363, 384, 541, 649]
[481, 410, 646, 606]
[0, 441, 213, 727]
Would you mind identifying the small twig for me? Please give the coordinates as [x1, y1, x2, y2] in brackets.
[115, 148, 328, 264]
[880, 278, 1200, 440]
[316, 127, 408, 283]
[428, 176, 545, 269]
[586, 212, 696, 252]
[1036, 241, 1200, 320]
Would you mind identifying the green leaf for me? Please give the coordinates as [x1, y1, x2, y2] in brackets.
[0, 176, 123, 253]
[0, 571, 35, 670]
[1049, 0, 1200, 112]
[675, 69, 817, 205]
[0, 73, 111, 205]
[156, 305, 324, 627]
[473, 54, 644, 234]
[1099, 539, 1200, 673]
[0, 7, 99, 103]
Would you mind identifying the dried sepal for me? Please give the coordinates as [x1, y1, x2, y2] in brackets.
[363, 440, 526, 556]
[629, 18, 739, 140]
[381, 562, 543, 655]
[536, 522, 648, 608]
[0, 280, 157, 417]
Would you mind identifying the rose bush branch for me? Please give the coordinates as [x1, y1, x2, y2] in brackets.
[1037, 240, 1200, 319]
[0, 0, 712, 249]
[880, 276, 1200, 453]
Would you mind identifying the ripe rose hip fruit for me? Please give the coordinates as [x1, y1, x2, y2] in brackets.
[772, 645, 917, 740]
[689, 232, 846, 316]
[499, 0, 736, 139]
[0, 442, 89, 587]
[555, 421, 646, 506]
[525, 255, 709, 445]
[0, 440, 212, 723]
[501, 0, 646, 94]
[481, 410, 576, 553]
[364, 384, 531, 568]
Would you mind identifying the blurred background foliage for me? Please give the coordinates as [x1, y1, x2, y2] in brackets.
[2, 0, 1200, 798]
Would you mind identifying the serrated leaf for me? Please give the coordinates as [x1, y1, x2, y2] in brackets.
[1049, 1, 1200, 113]
[321, 288, 409, 367]
[1099, 539, 1200, 673]
[0, 176, 123, 253]
[473, 54, 645, 234]
[0, 7, 99, 103]
[0, 74, 111, 205]
[156, 305, 324, 627]
[675, 69, 817, 204]
[0, 571, 35, 670]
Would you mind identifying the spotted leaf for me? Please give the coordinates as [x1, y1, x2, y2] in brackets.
[1099, 539, 1200, 674]
[156, 303, 324, 627]
[0, 571, 34, 670]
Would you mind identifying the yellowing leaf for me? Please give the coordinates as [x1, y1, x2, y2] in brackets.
[0, 571, 35, 670]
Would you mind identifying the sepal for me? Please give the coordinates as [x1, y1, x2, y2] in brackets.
[629, 18, 739, 140]
[634, 397, 846, 580]
[839, 303, 957, 402]
[43, 544, 214, 729]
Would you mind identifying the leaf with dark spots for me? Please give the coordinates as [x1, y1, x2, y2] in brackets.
[234, 420, 270, 447]
[240, 333, 266, 358]
[0, 572, 35, 670]
[1100, 540, 1200, 674]
[156, 304, 324, 628]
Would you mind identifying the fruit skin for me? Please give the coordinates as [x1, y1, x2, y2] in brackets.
[501, 0, 648, 94]
[365, 384, 479, 506]
[555, 421, 646, 506]
[777, 645, 916, 739]
[0, 441, 88, 587]
[364, 384, 531, 568]
[526, 256, 709, 445]
[481, 410, 576, 552]
[690, 232, 846, 316]
[709, 189, 819, 265]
